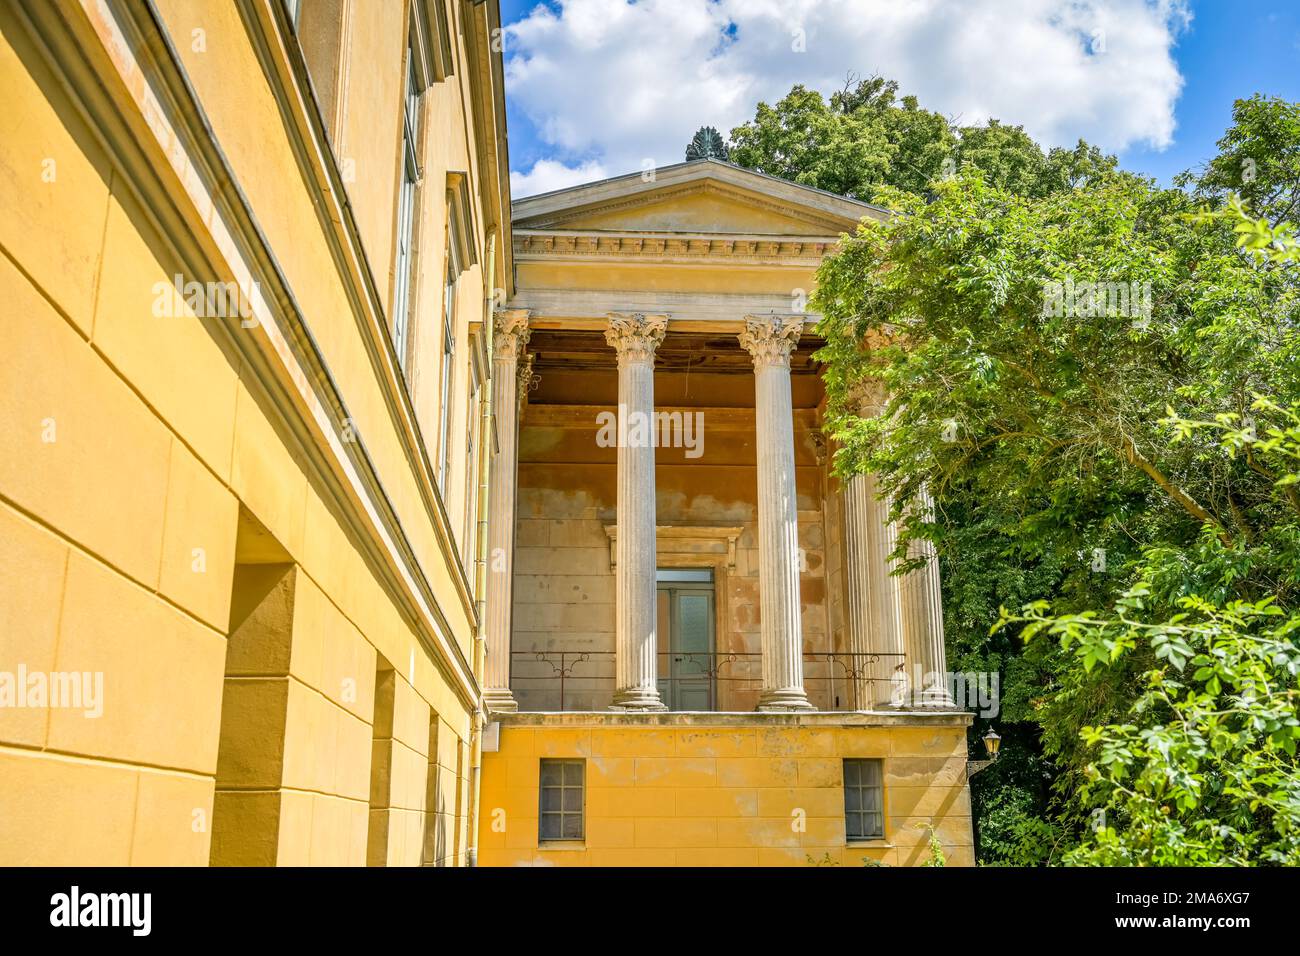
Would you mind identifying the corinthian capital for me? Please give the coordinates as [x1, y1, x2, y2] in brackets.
[847, 377, 888, 417]
[517, 353, 536, 411]
[494, 308, 531, 362]
[604, 312, 669, 364]
[738, 314, 804, 368]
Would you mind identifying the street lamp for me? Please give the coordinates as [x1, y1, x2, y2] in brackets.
[983, 728, 1001, 760]
[968, 728, 1001, 776]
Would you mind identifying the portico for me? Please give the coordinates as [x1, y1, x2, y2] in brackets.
[482, 160, 953, 714]
[476, 158, 973, 868]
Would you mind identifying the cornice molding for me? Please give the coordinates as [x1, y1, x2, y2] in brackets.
[514, 228, 835, 264]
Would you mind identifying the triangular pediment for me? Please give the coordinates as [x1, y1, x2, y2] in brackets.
[511, 159, 887, 237]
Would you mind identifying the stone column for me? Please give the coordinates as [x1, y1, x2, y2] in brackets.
[898, 486, 954, 706]
[739, 315, 813, 712]
[841, 385, 908, 709]
[605, 312, 669, 711]
[842, 472, 906, 708]
[482, 308, 530, 713]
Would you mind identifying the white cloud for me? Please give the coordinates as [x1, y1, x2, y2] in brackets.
[510, 158, 610, 197]
[504, 0, 1190, 194]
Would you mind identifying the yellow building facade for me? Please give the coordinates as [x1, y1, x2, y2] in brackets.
[1, 0, 975, 868]
[0, 0, 510, 865]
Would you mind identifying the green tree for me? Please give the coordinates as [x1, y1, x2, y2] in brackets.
[811, 164, 1299, 862]
[728, 75, 1115, 203]
[1000, 392, 1300, 864]
[1180, 94, 1300, 226]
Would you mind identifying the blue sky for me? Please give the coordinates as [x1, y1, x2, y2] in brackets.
[498, 0, 1300, 197]
[1125, 2, 1300, 184]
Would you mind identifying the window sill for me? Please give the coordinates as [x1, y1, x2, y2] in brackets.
[845, 840, 893, 849]
[537, 842, 587, 851]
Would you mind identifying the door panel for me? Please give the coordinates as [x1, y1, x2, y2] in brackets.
[674, 593, 712, 710]
[655, 571, 715, 711]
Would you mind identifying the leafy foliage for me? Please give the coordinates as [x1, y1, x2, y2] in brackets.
[1179, 94, 1300, 227]
[800, 87, 1300, 864]
[998, 389, 1300, 864]
[728, 75, 1116, 202]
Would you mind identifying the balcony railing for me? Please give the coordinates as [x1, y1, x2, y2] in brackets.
[508, 650, 906, 712]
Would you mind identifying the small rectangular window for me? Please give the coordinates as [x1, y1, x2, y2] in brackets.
[843, 758, 884, 841]
[538, 759, 584, 842]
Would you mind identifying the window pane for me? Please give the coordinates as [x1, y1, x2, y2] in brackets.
[862, 761, 881, 788]
[862, 787, 881, 813]
[563, 761, 583, 786]
[845, 812, 862, 841]
[540, 788, 561, 812]
[655, 568, 714, 583]
[541, 814, 562, 841]
[562, 813, 583, 840]
[843, 760, 860, 787]
[540, 762, 561, 787]
[562, 787, 582, 812]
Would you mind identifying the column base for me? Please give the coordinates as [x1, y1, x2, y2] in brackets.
[919, 683, 956, 708]
[920, 681, 961, 712]
[756, 688, 816, 712]
[610, 687, 667, 712]
[482, 689, 519, 714]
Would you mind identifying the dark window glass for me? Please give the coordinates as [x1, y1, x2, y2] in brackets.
[843, 759, 884, 841]
[539, 759, 584, 842]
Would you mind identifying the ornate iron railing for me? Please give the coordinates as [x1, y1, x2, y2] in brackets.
[508, 650, 906, 712]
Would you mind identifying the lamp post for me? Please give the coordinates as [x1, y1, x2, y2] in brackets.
[968, 728, 1001, 776]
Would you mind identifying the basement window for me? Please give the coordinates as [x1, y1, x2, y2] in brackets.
[538, 759, 585, 842]
[843, 759, 885, 841]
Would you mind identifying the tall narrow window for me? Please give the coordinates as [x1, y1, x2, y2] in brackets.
[391, 49, 421, 369]
[538, 759, 585, 842]
[437, 233, 459, 490]
[462, 352, 482, 566]
[843, 759, 885, 841]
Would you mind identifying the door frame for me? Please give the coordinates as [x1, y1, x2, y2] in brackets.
[656, 569, 717, 710]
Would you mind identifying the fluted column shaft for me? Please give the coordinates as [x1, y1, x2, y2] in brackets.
[899, 486, 953, 706]
[483, 309, 530, 712]
[866, 484, 908, 703]
[842, 472, 907, 708]
[605, 313, 668, 711]
[740, 315, 813, 712]
[842, 382, 910, 709]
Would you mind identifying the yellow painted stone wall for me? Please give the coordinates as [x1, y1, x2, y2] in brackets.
[479, 716, 974, 867]
[0, 0, 504, 865]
